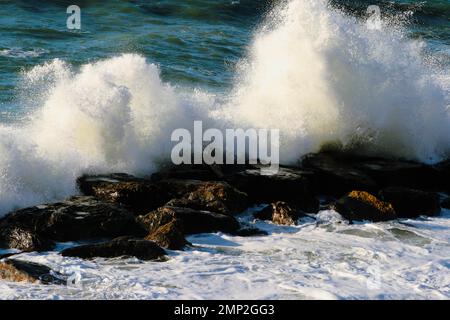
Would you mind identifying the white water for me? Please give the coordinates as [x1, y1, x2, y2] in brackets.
[1, 208, 449, 299]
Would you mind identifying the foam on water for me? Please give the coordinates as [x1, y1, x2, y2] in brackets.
[0, 209, 448, 299]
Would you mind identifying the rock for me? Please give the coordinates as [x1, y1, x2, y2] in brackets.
[0, 226, 54, 252]
[301, 151, 442, 195]
[254, 202, 306, 226]
[138, 206, 240, 235]
[379, 187, 440, 218]
[0, 259, 66, 285]
[151, 164, 221, 182]
[253, 205, 274, 221]
[441, 197, 450, 210]
[159, 180, 249, 215]
[354, 158, 440, 190]
[301, 152, 379, 196]
[0, 196, 146, 244]
[145, 220, 189, 250]
[332, 191, 397, 222]
[61, 237, 166, 261]
[435, 160, 450, 191]
[232, 227, 268, 237]
[225, 167, 319, 213]
[77, 173, 171, 214]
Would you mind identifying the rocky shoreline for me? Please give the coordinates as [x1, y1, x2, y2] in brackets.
[1, 150, 449, 285]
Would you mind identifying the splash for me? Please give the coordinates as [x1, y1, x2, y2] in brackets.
[216, 0, 450, 163]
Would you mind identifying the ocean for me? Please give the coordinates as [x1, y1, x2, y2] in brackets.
[0, 0, 449, 299]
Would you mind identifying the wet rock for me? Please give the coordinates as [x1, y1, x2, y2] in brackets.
[0, 226, 54, 252]
[61, 237, 166, 261]
[441, 197, 450, 210]
[379, 187, 440, 218]
[226, 167, 319, 213]
[77, 173, 171, 214]
[253, 205, 273, 221]
[0, 196, 146, 244]
[145, 220, 189, 250]
[232, 227, 268, 237]
[301, 152, 379, 196]
[435, 160, 450, 191]
[0, 259, 66, 285]
[354, 158, 440, 190]
[151, 164, 221, 182]
[138, 206, 240, 235]
[159, 180, 249, 215]
[332, 191, 397, 222]
[254, 202, 307, 226]
[301, 151, 442, 195]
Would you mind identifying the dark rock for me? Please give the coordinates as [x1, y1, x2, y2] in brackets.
[151, 164, 221, 182]
[138, 206, 240, 235]
[301, 153, 379, 196]
[61, 237, 166, 261]
[441, 197, 450, 210]
[354, 159, 441, 190]
[332, 191, 397, 222]
[0, 196, 146, 244]
[159, 180, 249, 215]
[0, 259, 66, 285]
[253, 205, 274, 221]
[77, 173, 171, 214]
[379, 187, 440, 218]
[232, 227, 269, 237]
[435, 160, 450, 191]
[145, 220, 189, 250]
[0, 226, 54, 252]
[225, 167, 319, 213]
[254, 201, 307, 225]
[301, 151, 442, 195]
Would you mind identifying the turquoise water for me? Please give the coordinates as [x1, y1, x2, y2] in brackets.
[0, 0, 449, 120]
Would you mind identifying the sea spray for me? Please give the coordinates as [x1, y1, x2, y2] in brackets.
[215, 0, 450, 163]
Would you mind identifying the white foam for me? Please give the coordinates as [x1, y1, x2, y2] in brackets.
[0, 209, 448, 299]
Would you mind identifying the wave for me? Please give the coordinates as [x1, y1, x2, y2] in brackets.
[0, 0, 449, 215]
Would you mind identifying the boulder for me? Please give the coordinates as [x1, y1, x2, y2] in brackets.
[0, 226, 54, 252]
[0, 259, 66, 285]
[145, 220, 189, 250]
[151, 164, 222, 182]
[379, 187, 440, 218]
[332, 191, 397, 222]
[354, 159, 440, 190]
[225, 167, 319, 213]
[159, 180, 249, 215]
[231, 227, 268, 237]
[77, 173, 171, 214]
[301, 152, 379, 196]
[61, 237, 166, 261]
[435, 160, 450, 191]
[138, 206, 240, 235]
[254, 201, 306, 226]
[301, 151, 442, 195]
[0, 196, 146, 244]
[441, 197, 450, 210]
